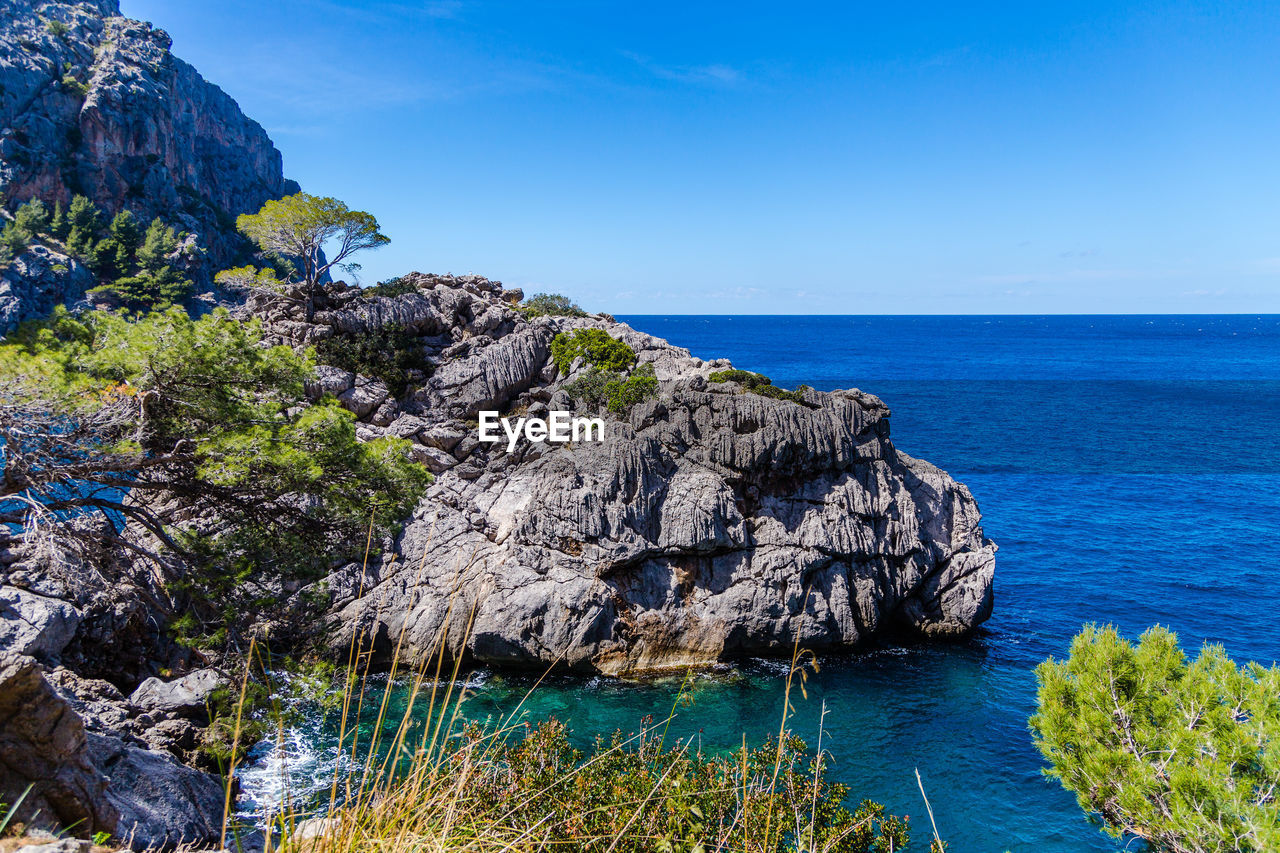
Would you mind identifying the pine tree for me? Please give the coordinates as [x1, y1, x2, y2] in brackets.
[49, 200, 67, 240]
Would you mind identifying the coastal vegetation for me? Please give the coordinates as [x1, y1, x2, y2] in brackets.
[1, 195, 194, 308]
[519, 292, 587, 318]
[564, 363, 659, 415]
[0, 305, 429, 643]
[551, 328, 637, 374]
[315, 323, 433, 398]
[550, 329, 659, 415]
[1031, 625, 1280, 852]
[709, 369, 810, 404]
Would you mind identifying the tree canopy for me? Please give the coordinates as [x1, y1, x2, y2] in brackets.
[235, 192, 389, 319]
[0, 307, 429, 636]
[1031, 624, 1280, 853]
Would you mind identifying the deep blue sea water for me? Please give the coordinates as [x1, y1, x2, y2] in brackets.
[241, 315, 1280, 851]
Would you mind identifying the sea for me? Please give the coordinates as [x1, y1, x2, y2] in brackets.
[237, 315, 1280, 852]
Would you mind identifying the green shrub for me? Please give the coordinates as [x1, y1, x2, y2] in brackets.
[60, 75, 89, 96]
[604, 362, 658, 414]
[362, 276, 420, 299]
[519, 292, 586, 317]
[562, 367, 620, 411]
[709, 368, 809, 404]
[551, 328, 636, 374]
[709, 368, 770, 388]
[1031, 624, 1280, 852]
[45, 19, 69, 37]
[564, 363, 658, 416]
[315, 324, 432, 398]
[48, 201, 67, 239]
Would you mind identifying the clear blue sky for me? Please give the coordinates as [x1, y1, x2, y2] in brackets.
[122, 1, 1280, 314]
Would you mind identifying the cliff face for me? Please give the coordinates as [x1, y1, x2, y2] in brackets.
[0, 0, 298, 326]
[250, 275, 998, 676]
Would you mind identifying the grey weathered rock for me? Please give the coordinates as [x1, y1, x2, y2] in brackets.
[306, 274, 996, 676]
[90, 733, 224, 850]
[0, 244, 96, 331]
[409, 444, 458, 473]
[0, 585, 81, 662]
[129, 668, 225, 719]
[338, 377, 390, 418]
[305, 364, 356, 399]
[0, 651, 117, 837]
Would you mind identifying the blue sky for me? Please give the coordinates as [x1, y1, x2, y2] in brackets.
[122, 1, 1280, 314]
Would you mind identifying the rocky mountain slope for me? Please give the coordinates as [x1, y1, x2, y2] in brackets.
[251, 274, 998, 675]
[0, 0, 298, 329]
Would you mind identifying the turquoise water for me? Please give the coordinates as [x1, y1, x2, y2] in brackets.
[240, 315, 1280, 851]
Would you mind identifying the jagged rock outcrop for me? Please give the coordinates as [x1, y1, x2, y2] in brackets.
[0, 0, 298, 329]
[253, 274, 997, 676]
[0, 652, 227, 850]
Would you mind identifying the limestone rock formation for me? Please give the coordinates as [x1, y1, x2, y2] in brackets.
[0, 652, 226, 849]
[259, 274, 999, 676]
[0, 0, 298, 329]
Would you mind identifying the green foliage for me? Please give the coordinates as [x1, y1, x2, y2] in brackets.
[37, 202, 196, 308]
[709, 368, 809, 404]
[0, 221, 28, 263]
[49, 201, 67, 239]
[563, 363, 659, 416]
[604, 362, 658, 414]
[94, 265, 193, 309]
[64, 195, 102, 256]
[709, 368, 770, 388]
[563, 367, 620, 411]
[1, 308, 430, 643]
[236, 193, 389, 319]
[135, 217, 179, 270]
[214, 264, 285, 294]
[13, 199, 49, 235]
[200, 682, 268, 768]
[67, 194, 101, 233]
[1031, 624, 1280, 852]
[60, 75, 89, 96]
[362, 276, 420, 299]
[453, 721, 911, 853]
[551, 328, 636, 375]
[315, 324, 432, 398]
[45, 18, 70, 37]
[519, 292, 586, 317]
[108, 209, 144, 252]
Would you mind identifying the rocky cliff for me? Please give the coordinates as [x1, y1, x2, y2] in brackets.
[0, 0, 298, 329]
[247, 275, 997, 676]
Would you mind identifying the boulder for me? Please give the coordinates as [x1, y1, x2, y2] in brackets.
[0, 652, 117, 837]
[90, 735, 224, 851]
[128, 669, 226, 719]
[0, 586, 81, 663]
[338, 378, 390, 418]
[0, 246, 96, 335]
[305, 365, 356, 399]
